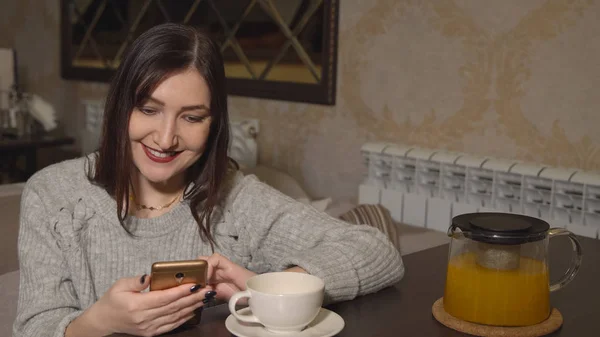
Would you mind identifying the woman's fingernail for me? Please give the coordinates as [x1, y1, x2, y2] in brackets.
[190, 284, 202, 293]
[140, 274, 147, 284]
[205, 290, 217, 298]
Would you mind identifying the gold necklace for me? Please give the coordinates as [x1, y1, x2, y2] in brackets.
[130, 192, 182, 211]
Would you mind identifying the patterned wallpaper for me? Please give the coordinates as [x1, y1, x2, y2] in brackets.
[230, 0, 600, 200]
[1, 0, 599, 201]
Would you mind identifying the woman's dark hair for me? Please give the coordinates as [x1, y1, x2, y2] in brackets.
[89, 23, 232, 248]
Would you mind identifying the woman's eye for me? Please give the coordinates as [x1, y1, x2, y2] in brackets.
[139, 107, 156, 115]
[185, 115, 208, 123]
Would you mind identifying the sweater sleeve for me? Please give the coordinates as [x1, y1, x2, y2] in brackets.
[13, 184, 82, 337]
[230, 176, 405, 303]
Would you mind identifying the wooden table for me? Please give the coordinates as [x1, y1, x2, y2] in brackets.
[114, 235, 600, 337]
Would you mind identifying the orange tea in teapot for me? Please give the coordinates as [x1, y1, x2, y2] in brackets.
[444, 252, 550, 326]
[443, 213, 582, 327]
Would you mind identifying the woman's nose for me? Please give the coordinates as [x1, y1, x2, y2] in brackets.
[154, 119, 178, 150]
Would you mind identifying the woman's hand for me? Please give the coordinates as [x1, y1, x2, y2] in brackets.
[66, 274, 210, 337]
[198, 253, 256, 301]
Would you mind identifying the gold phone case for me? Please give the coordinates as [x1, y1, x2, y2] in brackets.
[150, 259, 208, 326]
[150, 259, 208, 291]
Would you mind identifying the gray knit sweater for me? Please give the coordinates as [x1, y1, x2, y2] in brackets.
[13, 157, 404, 337]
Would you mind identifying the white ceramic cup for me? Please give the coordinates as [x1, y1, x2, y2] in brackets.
[228, 272, 325, 333]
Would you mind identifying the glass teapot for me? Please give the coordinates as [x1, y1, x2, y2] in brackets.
[443, 212, 582, 327]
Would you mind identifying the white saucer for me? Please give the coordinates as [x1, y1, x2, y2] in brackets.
[225, 307, 345, 337]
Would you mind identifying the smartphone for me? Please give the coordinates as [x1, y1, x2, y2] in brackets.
[150, 259, 208, 291]
[150, 259, 208, 326]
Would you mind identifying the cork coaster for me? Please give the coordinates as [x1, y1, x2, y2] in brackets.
[432, 298, 563, 337]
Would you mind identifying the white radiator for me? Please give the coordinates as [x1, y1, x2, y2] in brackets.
[359, 142, 600, 239]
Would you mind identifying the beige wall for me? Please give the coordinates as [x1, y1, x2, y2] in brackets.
[2, 0, 599, 201]
[231, 0, 600, 200]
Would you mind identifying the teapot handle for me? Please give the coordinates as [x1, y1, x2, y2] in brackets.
[548, 228, 583, 292]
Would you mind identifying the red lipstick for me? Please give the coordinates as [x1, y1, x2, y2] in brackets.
[142, 144, 181, 163]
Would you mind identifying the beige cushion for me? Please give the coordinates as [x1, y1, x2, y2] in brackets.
[0, 270, 19, 336]
[394, 222, 450, 256]
[241, 165, 310, 200]
[241, 165, 336, 212]
[0, 183, 23, 275]
[323, 198, 356, 218]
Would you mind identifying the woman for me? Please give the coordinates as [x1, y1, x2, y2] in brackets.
[14, 23, 404, 337]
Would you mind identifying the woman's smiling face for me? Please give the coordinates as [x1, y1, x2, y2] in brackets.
[128, 68, 212, 185]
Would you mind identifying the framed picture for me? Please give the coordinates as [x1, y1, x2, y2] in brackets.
[60, 0, 339, 105]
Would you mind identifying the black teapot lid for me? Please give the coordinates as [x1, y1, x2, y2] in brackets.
[451, 212, 549, 245]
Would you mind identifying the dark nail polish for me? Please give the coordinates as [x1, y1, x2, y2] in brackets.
[140, 274, 147, 284]
[190, 284, 202, 293]
[205, 290, 217, 299]
[203, 296, 217, 304]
